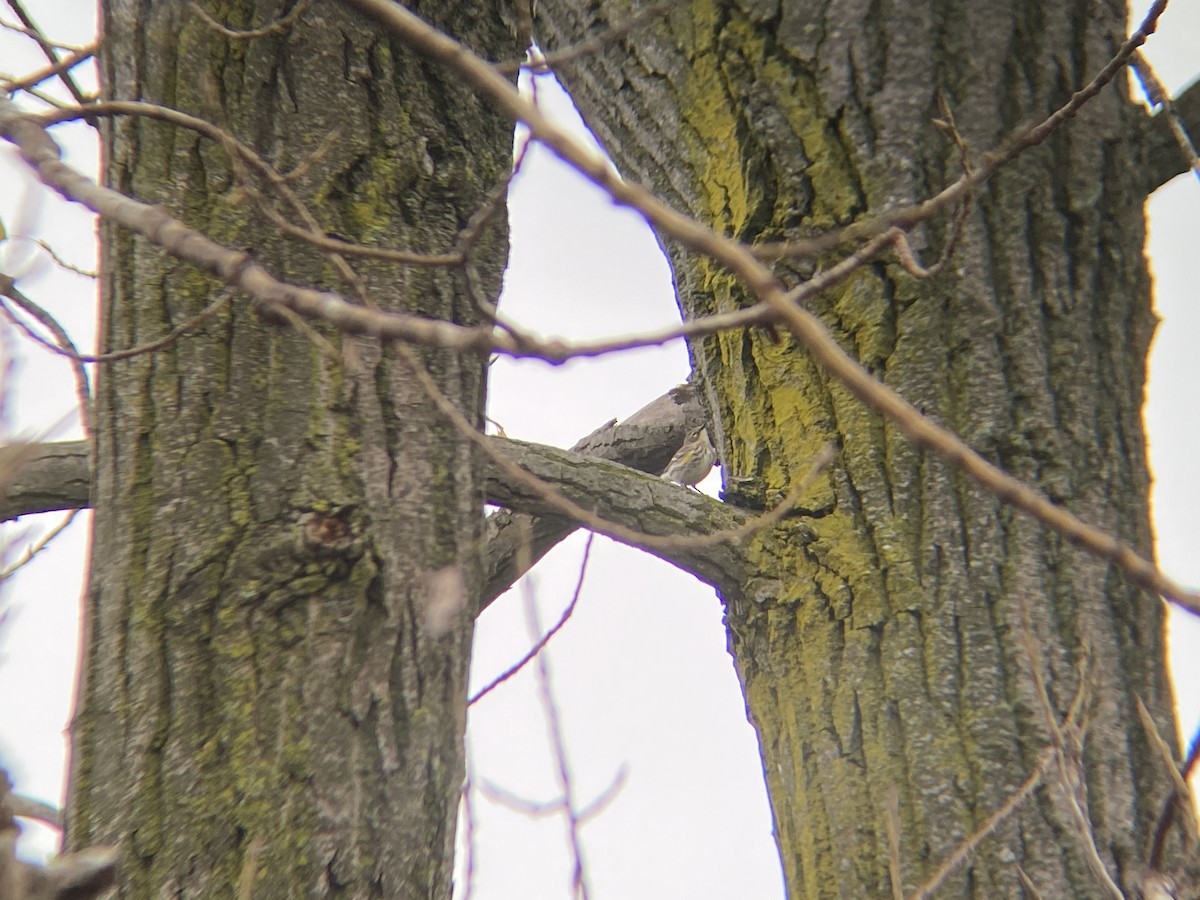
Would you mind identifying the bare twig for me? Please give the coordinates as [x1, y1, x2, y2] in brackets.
[575, 766, 628, 824]
[460, 762, 479, 900]
[3, 287, 233, 364]
[496, 0, 683, 75]
[911, 599, 1134, 899]
[524, 581, 591, 900]
[1016, 602, 1124, 900]
[188, 0, 313, 40]
[1016, 865, 1048, 900]
[0, 42, 95, 96]
[0, 275, 90, 433]
[1137, 698, 1194, 803]
[1144, 699, 1199, 872]
[469, 532, 595, 705]
[9, 236, 97, 278]
[908, 750, 1053, 900]
[0, 508, 79, 581]
[0, 17, 89, 52]
[3, 1, 89, 105]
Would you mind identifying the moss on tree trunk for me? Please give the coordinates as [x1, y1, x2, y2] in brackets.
[536, 0, 1188, 895]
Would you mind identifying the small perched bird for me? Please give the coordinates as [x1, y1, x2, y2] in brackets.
[661, 425, 716, 489]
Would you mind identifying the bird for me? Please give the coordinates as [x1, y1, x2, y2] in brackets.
[660, 425, 716, 489]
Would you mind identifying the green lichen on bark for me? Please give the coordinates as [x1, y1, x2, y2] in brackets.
[535, 0, 1188, 894]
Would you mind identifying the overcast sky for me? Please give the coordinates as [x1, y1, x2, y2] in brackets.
[0, 3, 1197, 898]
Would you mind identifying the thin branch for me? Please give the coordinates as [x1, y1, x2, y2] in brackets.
[495, 0, 682, 75]
[3, 0, 89, 105]
[459, 763, 479, 900]
[8, 235, 97, 278]
[0, 508, 79, 581]
[0, 76, 85, 108]
[0, 17, 89, 52]
[0, 41, 95, 96]
[6, 793, 62, 829]
[524, 580, 591, 900]
[1015, 864, 1048, 900]
[469, 532, 595, 706]
[908, 750, 1053, 900]
[1144, 698, 1198, 872]
[1136, 697, 1194, 804]
[1016, 600, 1124, 900]
[0, 275, 90, 433]
[477, 779, 560, 818]
[2, 287, 233, 364]
[574, 765, 628, 825]
[187, 0, 313, 40]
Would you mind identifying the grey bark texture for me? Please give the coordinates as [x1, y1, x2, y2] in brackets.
[67, 2, 514, 897]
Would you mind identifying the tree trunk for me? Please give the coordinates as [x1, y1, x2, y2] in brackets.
[66, 2, 514, 896]
[536, 1, 1189, 896]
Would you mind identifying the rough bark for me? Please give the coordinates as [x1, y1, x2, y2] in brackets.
[536, 1, 1191, 896]
[66, 2, 514, 897]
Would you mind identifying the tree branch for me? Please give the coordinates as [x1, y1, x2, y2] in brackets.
[1, 769, 116, 900]
[0, 440, 89, 521]
[481, 385, 703, 607]
[486, 434, 750, 589]
[1141, 76, 1200, 191]
[0, 386, 728, 603]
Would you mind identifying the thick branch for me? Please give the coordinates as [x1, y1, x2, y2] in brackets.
[1142, 76, 1200, 190]
[1, 387, 718, 601]
[0, 441, 89, 521]
[485, 383, 705, 605]
[486, 435, 749, 592]
[2, 769, 115, 900]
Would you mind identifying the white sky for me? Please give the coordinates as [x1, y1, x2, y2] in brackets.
[0, 2, 1197, 898]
